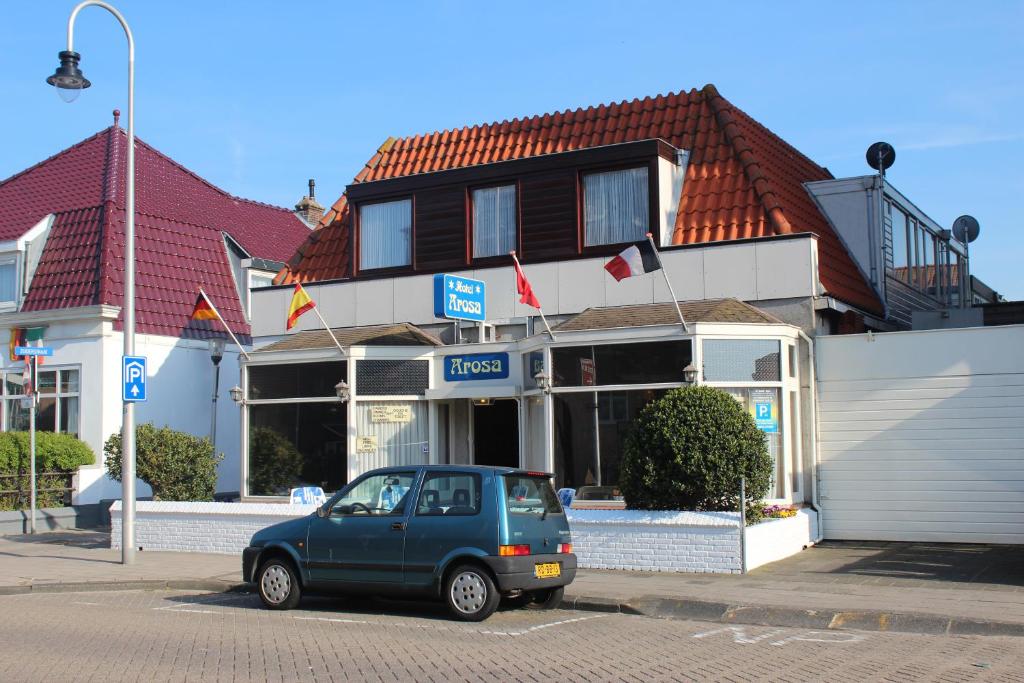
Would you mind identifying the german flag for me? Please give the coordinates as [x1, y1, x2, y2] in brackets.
[190, 292, 220, 321]
[287, 283, 316, 330]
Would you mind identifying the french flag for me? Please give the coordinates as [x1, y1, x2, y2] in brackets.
[604, 240, 662, 281]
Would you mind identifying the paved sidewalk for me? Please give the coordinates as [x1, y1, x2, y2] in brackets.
[1, 531, 1022, 636]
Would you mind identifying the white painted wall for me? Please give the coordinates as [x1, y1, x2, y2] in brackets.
[1, 315, 244, 505]
[250, 236, 820, 337]
[817, 325, 1024, 543]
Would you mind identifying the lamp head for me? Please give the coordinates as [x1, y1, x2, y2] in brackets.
[335, 379, 350, 403]
[533, 370, 551, 394]
[683, 363, 698, 384]
[229, 385, 244, 405]
[46, 51, 91, 102]
[209, 338, 226, 365]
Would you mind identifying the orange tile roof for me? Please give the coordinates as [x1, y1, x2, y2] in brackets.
[279, 84, 882, 315]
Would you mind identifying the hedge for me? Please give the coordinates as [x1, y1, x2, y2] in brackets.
[0, 431, 95, 511]
[104, 423, 222, 501]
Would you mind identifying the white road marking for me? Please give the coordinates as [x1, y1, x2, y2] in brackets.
[480, 614, 609, 637]
[154, 605, 216, 614]
[693, 626, 866, 647]
[294, 617, 372, 625]
[292, 612, 608, 636]
[71, 601, 100, 606]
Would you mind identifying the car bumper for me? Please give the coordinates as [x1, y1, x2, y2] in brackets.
[483, 553, 577, 592]
[242, 546, 262, 584]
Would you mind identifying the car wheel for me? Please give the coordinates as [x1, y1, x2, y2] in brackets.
[257, 557, 301, 610]
[445, 564, 499, 621]
[525, 586, 564, 610]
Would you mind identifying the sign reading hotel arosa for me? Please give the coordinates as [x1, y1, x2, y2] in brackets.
[444, 352, 510, 382]
[433, 274, 486, 322]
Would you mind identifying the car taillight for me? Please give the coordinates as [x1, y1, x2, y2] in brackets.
[557, 543, 573, 554]
[499, 544, 531, 556]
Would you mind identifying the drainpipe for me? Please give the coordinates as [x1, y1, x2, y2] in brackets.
[798, 329, 824, 544]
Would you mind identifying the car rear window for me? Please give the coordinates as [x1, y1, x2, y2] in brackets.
[503, 474, 562, 514]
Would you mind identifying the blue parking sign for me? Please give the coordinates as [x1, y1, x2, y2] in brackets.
[123, 356, 147, 402]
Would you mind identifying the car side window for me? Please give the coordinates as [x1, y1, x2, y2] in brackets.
[416, 472, 482, 516]
[330, 472, 416, 515]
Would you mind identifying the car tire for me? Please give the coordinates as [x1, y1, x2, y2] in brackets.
[525, 586, 564, 610]
[445, 564, 499, 621]
[257, 557, 302, 611]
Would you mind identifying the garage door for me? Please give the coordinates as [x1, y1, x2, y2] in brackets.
[816, 326, 1024, 544]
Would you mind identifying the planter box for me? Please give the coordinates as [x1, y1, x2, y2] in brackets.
[744, 509, 818, 571]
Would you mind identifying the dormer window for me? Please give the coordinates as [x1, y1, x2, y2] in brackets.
[583, 167, 649, 246]
[0, 258, 16, 304]
[359, 199, 412, 270]
[472, 185, 516, 258]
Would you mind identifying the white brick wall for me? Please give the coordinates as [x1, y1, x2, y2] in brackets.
[110, 501, 314, 555]
[108, 503, 813, 574]
[566, 510, 743, 574]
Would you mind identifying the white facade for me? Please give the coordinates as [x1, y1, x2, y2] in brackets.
[816, 325, 1024, 543]
[1, 306, 243, 505]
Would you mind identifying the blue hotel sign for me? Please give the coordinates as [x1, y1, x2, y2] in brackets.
[444, 352, 510, 382]
[433, 274, 486, 322]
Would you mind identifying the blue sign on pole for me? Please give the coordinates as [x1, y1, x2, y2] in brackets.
[443, 352, 510, 382]
[14, 346, 53, 357]
[123, 356, 148, 402]
[433, 273, 486, 322]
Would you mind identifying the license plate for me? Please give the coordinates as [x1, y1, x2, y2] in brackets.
[534, 562, 561, 579]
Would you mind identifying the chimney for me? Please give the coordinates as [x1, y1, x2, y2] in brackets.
[294, 178, 324, 227]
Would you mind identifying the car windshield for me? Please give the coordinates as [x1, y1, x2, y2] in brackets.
[503, 474, 561, 515]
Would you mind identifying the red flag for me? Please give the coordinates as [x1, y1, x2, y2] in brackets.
[513, 256, 541, 309]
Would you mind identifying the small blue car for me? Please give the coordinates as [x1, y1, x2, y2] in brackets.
[242, 465, 577, 621]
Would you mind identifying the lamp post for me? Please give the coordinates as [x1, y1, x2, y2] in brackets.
[48, 1, 137, 565]
[209, 338, 225, 447]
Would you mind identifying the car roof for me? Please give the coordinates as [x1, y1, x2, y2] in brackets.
[361, 464, 554, 477]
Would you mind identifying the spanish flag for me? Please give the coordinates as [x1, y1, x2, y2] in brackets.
[190, 291, 220, 321]
[286, 283, 316, 330]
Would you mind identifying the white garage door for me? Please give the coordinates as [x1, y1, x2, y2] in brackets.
[816, 325, 1024, 544]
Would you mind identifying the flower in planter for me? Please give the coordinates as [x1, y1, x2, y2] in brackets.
[761, 504, 797, 519]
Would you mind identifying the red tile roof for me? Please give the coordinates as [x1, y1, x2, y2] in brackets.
[0, 121, 311, 339]
[280, 84, 881, 315]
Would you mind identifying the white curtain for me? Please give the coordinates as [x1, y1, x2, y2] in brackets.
[473, 185, 516, 257]
[583, 167, 649, 246]
[0, 262, 17, 302]
[352, 401, 429, 472]
[360, 199, 412, 270]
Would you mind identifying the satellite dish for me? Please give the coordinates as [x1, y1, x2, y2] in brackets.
[952, 215, 980, 244]
[866, 142, 896, 175]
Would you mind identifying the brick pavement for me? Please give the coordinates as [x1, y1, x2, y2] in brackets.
[0, 589, 1021, 682]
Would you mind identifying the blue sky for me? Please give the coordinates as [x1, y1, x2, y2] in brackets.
[2, 1, 1021, 297]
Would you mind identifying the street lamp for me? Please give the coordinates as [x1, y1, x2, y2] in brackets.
[48, 1, 137, 565]
[335, 380, 351, 403]
[534, 371, 551, 394]
[683, 363, 699, 384]
[209, 338, 226, 446]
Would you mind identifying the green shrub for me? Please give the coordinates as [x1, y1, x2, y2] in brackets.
[104, 423, 222, 501]
[0, 431, 95, 510]
[247, 427, 304, 496]
[619, 386, 773, 516]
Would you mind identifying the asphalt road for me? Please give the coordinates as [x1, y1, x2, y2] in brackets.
[0, 590, 1021, 682]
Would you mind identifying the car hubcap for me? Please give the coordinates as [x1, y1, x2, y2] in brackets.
[261, 564, 291, 604]
[450, 571, 486, 613]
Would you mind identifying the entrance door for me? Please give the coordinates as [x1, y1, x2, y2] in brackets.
[473, 399, 519, 468]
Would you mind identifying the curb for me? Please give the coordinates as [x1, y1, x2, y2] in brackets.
[3, 580, 1021, 637]
[563, 594, 1024, 638]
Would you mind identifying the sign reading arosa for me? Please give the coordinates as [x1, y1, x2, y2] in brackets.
[433, 274, 486, 322]
[444, 352, 509, 382]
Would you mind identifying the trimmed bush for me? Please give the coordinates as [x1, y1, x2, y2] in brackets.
[619, 386, 773, 514]
[247, 427, 305, 497]
[104, 423, 222, 501]
[0, 431, 95, 510]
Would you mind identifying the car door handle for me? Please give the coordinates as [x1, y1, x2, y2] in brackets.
[391, 522, 406, 531]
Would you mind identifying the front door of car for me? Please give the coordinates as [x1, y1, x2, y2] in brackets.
[307, 470, 418, 584]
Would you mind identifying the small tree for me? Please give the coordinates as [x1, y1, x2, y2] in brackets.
[105, 423, 222, 501]
[247, 427, 304, 496]
[619, 386, 773, 512]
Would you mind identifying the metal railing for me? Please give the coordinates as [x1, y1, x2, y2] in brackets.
[0, 472, 74, 510]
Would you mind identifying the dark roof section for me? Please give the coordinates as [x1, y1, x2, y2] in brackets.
[555, 298, 784, 332]
[0, 121, 311, 339]
[255, 323, 443, 353]
[279, 84, 882, 316]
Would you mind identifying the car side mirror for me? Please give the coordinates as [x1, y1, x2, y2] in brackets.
[316, 506, 328, 518]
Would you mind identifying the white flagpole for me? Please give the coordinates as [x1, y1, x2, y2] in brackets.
[646, 233, 689, 333]
[311, 303, 346, 357]
[511, 252, 556, 340]
[199, 288, 252, 360]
